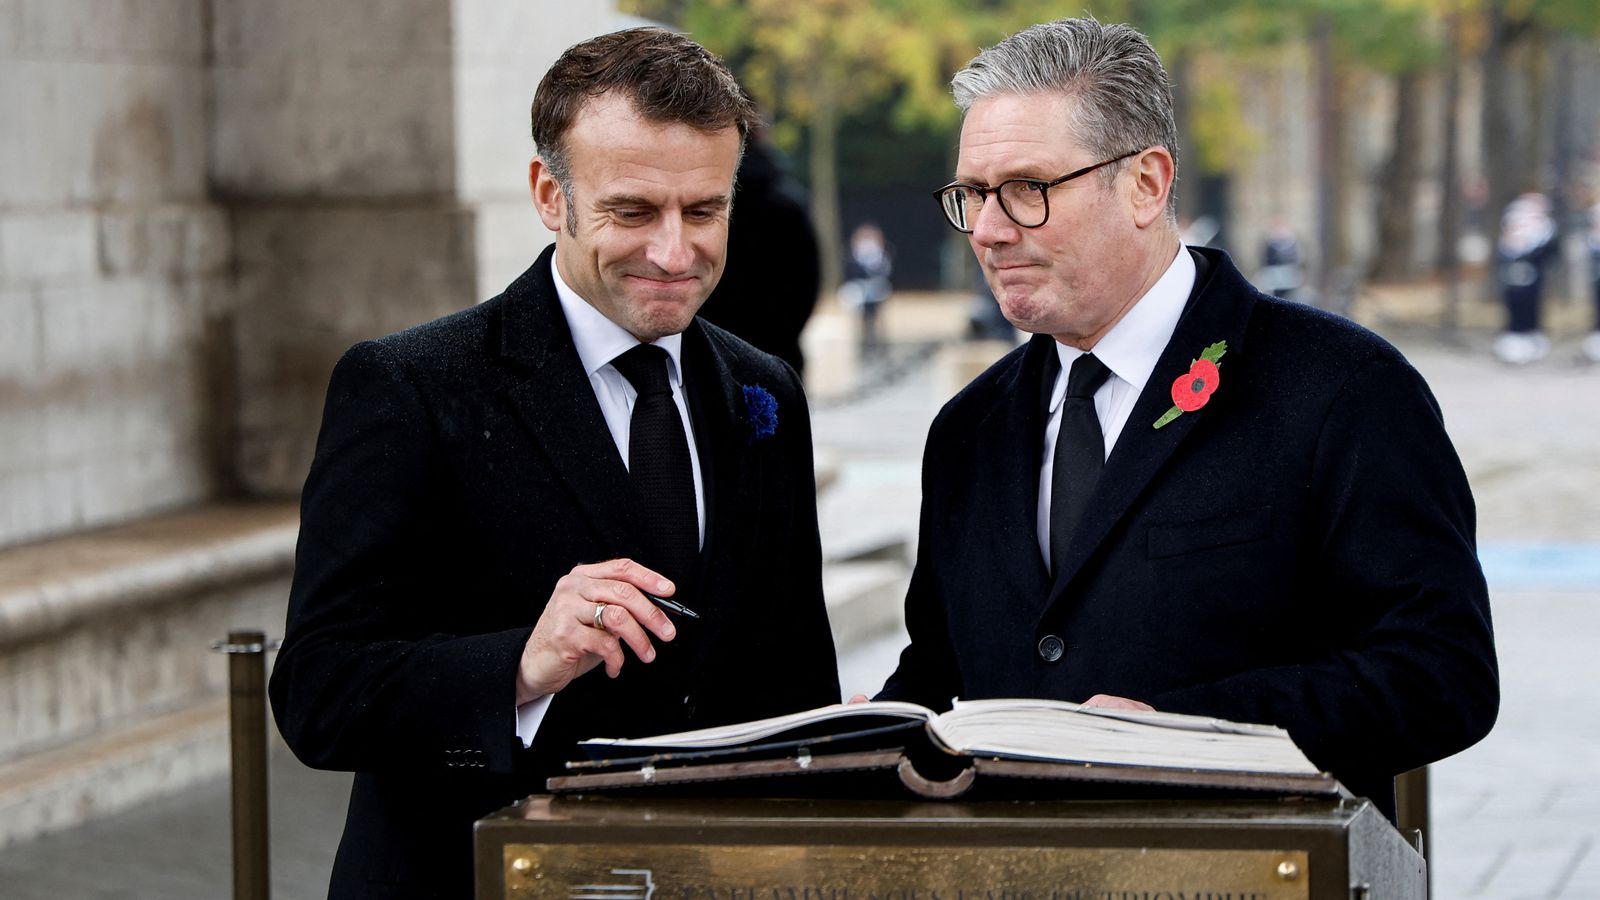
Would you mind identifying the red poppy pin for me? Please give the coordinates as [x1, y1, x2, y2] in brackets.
[1153, 341, 1227, 429]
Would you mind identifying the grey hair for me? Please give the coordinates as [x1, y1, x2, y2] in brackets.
[541, 149, 580, 236]
[952, 18, 1178, 214]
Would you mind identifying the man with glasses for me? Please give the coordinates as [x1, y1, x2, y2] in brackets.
[876, 18, 1497, 821]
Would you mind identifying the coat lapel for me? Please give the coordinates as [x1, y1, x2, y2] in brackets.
[680, 321, 744, 617]
[1046, 248, 1255, 601]
[499, 249, 649, 561]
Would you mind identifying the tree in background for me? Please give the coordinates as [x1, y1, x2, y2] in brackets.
[1347, 1, 1442, 282]
[1114, 0, 1436, 299]
[624, 0, 1599, 316]
[1482, 0, 1600, 251]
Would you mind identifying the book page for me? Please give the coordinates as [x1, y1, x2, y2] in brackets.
[580, 700, 936, 750]
[930, 700, 1319, 775]
[948, 698, 1290, 736]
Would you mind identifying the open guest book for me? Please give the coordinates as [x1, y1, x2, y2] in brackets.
[548, 698, 1343, 801]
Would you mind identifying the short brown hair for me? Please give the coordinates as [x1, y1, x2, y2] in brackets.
[532, 28, 759, 211]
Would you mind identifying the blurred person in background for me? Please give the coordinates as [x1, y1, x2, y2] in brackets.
[840, 221, 894, 359]
[1256, 213, 1305, 302]
[1493, 192, 1558, 365]
[1584, 200, 1600, 364]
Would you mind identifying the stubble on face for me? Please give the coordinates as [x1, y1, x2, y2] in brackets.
[548, 93, 741, 342]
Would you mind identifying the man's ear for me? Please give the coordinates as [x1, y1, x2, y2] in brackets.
[1128, 146, 1175, 229]
[530, 156, 566, 233]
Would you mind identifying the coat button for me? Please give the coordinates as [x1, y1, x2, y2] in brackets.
[1037, 635, 1065, 662]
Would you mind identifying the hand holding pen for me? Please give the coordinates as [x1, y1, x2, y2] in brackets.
[514, 558, 696, 704]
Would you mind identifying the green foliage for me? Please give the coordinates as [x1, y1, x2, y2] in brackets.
[621, 0, 1599, 202]
[623, 0, 1010, 154]
[1188, 69, 1260, 175]
[1514, 0, 1600, 37]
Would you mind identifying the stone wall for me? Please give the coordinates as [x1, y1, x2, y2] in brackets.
[213, 0, 469, 495]
[0, 0, 230, 547]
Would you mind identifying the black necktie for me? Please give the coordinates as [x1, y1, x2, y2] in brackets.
[611, 344, 698, 586]
[1050, 353, 1112, 576]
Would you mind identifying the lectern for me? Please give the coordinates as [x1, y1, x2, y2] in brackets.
[475, 795, 1423, 899]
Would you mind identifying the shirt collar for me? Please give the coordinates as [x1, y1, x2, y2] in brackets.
[1051, 245, 1194, 409]
[551, 255, 685, 387]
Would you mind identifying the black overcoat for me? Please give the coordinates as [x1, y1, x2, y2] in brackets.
[879, 248, 1498, 818]
[270, 246, 841, 898]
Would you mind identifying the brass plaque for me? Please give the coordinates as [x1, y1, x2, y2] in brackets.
[502, 843, 1309, 899]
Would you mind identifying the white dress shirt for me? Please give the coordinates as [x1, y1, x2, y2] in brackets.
[1036, 246, 1195, 571]
[517, 256, 708, 746]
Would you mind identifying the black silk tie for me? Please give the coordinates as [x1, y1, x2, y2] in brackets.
[1050, 353, 1112, 576]
[611, 344, 698, 586]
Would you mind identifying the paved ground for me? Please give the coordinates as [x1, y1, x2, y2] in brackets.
[3, 289, 1597, 898]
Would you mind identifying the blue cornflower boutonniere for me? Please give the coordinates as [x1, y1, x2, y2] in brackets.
[742, 384, 778, 443]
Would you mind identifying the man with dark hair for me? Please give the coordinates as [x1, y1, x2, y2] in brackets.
[879, 18, 1497, 820]
[271, 28, 840, 897]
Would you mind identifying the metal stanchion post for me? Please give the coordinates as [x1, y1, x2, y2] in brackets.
[1396, 765, 1431, 896]
[212, 630, 277, 900]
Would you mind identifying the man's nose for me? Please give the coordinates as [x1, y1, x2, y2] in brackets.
[645, 217, 695, 274]
[968, 194, 1020, 248]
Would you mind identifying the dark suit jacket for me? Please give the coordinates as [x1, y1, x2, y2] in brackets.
[269, 246, 841, 898]
[879, 248, 1498, 818]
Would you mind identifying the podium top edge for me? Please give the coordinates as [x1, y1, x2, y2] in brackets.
[481, 794, 1375, 831]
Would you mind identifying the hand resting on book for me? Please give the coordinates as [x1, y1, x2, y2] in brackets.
[1082, 694, 1155, 712]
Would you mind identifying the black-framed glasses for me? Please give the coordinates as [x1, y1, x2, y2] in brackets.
[933, 149, 1144, 233]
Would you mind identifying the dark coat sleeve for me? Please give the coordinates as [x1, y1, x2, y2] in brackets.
[268, 341, 529, 776]
[875, 411, 964, 710]
[1150, 353, 1499, 780]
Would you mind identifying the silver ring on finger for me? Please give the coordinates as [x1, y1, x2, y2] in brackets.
[593, 603, 607, 630]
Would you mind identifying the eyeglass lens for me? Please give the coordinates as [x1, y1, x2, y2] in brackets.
[942, 180, 1052, 232]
